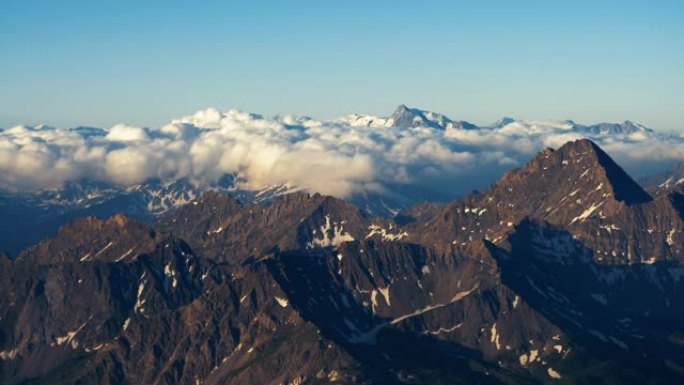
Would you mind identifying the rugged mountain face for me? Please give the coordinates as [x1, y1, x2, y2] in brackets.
[2, 228, 365, 384]
[19, 214, 159, 264]
[156, 192, 378, 266]
[487, 220, 684, 383]
[0, 175, 296, 258]
[0, 174, 405, 258]
[2, 139, 684, 384]
[408, 139, 684, 265]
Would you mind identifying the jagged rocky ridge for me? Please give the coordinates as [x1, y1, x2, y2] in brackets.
[1, 139, 684, 384]
[0, 175, 300, 258]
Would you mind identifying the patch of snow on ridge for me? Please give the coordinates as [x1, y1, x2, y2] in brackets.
[667, 229, 676, 246]
[422, 323, 462, 335]
[643, 256, 657, 264]
[55, 316, 93, 349]
[350, 285, 479, 345]
[390, 284, 479, 325]
[309, 215, 355, 248]
[370, 290, 380, 313]
[570, 201, 604, 224]
[274, 296, 289, 307]
[547, 368, 562, 379]
[207, 226, 223, 235]
[529, 349, 539, 363]
[490, 323, 501, 350]
[0, 349, 18, 360]
[114, 248, 135, 262]
[379, 286, 391, 307]
[134, 274, 147, 315]
[366, 224, 408, 241]
[95, 241, 114, 257]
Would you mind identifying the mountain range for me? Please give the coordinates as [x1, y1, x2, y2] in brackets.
[0, 105, 679, 257]
[2, 138, 684, 384]
[346, 104, 653, 136]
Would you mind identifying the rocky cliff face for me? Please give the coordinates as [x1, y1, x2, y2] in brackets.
[2, 139, 684, 384]
[2, 231, 364, 384]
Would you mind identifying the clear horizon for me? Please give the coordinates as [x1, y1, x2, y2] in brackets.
[1, 0, 683, 131]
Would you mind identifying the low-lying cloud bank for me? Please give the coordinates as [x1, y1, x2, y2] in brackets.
[1, 106, 682, 201]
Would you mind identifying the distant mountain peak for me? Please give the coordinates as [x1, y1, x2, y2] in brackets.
[388, 104, 479, 131]
[394, 104, 410, 112]
[388, 104, 441, 129]
[579, 120, 652, 135]
[494, 117, 516, 128]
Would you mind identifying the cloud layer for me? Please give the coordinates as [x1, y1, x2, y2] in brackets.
[1, 107, 683, 202]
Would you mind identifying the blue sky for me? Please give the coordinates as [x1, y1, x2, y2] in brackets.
[1, 0, 683, 130]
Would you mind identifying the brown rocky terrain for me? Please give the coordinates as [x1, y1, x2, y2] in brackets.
[1, 139, 684, 384]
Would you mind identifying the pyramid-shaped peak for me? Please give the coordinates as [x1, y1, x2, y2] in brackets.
[553, 139, 622, 165]
[557, 138, 598, 152]
[465, 139, 653, 231]
[550, 139, 651, 205]
[390, 104, 419, 119]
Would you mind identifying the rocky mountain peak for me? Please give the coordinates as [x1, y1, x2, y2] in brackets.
[495, 139, 651, 208]
[413, 139, 655, 255]
[494, 116, 516, 128]
[555, 139, 651, 205]
[388, 104, 436, 129]
[388, 104, 480, 132]
[18, 214, 158, 264]
[156, 191, 376, 265]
